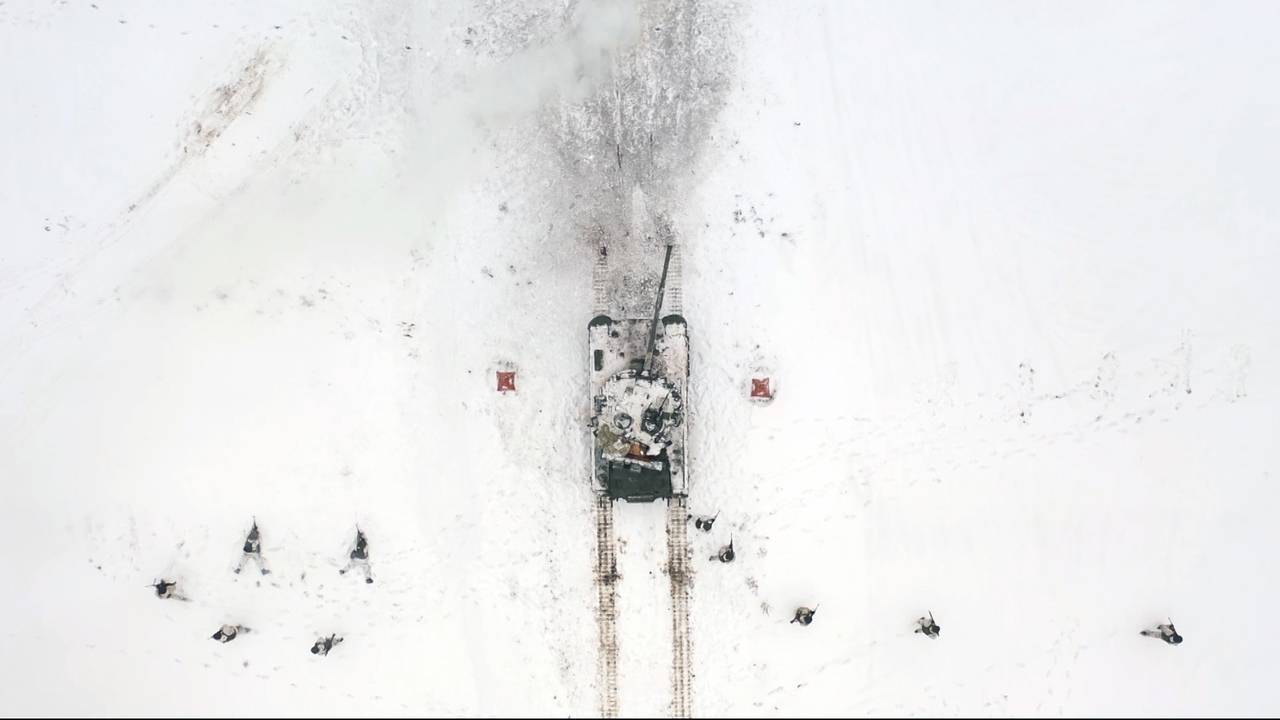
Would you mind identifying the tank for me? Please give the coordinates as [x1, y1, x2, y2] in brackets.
[590, 245, 689, 502]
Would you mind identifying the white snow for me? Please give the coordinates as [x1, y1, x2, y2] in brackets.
[2, 0, 1278, 716]
[613, 503, 675, 716]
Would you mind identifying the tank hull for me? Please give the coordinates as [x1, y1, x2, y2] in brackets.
[589, 315, 689, 501]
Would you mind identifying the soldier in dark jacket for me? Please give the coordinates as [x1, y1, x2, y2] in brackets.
[791, 606, 816, 626]
[914, 612, 941, 639]
[234, 519, 271, 575]
[211, 624, 248, 643]
[1141, 621, 1183, 645]
[710, 538, 735, 563]
[689, 513, 718, 532]
[339, 528, 373, 584]
[151, 579, 188, 601]
[311, 634, 344, 656]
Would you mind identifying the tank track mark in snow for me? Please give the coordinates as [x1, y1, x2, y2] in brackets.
[665, 244, 684, 316]
[594, 493, 620, 718]
[667, 495, 693, 718]
[592, 244, 610, 317]
[592, 236, 683, 320]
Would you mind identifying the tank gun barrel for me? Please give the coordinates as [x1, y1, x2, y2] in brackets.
[644, 244, 675, 373]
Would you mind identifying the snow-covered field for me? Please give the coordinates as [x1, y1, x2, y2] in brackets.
[2, 0, 1278, 716]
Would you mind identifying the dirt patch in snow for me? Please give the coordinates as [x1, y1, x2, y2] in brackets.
[125, 45, 276, 215]
[183, 46, 273, 153]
